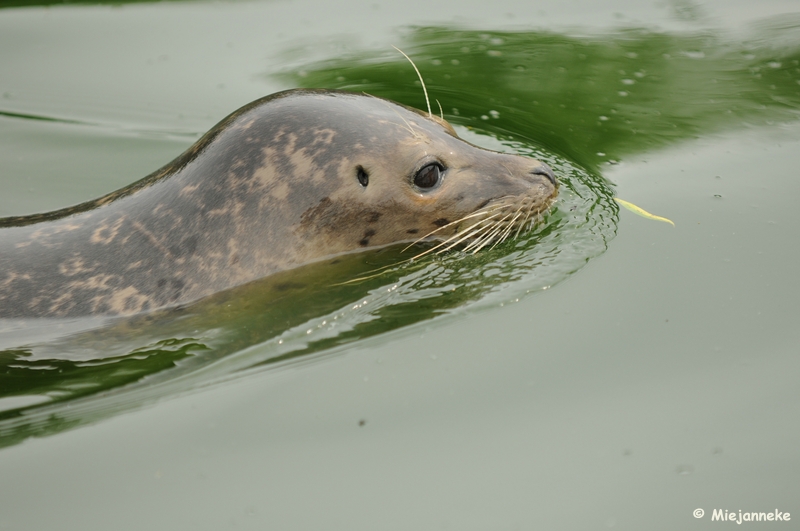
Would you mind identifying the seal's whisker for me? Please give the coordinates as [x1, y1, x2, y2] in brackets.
[470, 222, 508, 254]
[393, 45, 432, 118]
[462, 215, 510, 253]
[411, 216, 498, 260]
[402, 210, 501, 252]
[416, 215, 501, 259]
[462, 232, 493, 253]
[499, 161, 515, 180]
[442, 220, 498, 254]
[514, 203, 536, 241]
[467, 207, 520, 253]
[381, 101, 421, 139]
[492, 209, 525, 250]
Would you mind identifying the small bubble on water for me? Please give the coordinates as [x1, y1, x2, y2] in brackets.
[431, 59, 442, 66]
[676, 464, 695, 475]
[767, 61, 781, 69]
[451, 59, 460, 66]
[682, 50, 705, 59]
[489, 110, 500, 119]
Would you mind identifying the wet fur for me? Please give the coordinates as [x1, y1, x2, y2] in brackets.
[0, 89, 557, 317]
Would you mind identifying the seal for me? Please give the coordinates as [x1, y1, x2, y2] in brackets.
[0, 89, 557, 318]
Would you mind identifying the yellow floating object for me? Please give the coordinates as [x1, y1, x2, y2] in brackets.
[614, 197, 675, 226]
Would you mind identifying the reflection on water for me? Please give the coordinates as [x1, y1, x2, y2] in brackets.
[4, 16, 800, 447]
[282, 21, 800, 172]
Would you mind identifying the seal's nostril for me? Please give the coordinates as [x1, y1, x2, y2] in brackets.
[531, 163, 557, 186]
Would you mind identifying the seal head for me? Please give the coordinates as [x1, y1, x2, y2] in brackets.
[0, 89, 557, 317]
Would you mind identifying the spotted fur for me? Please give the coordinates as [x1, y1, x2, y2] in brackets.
[0, 89, 557, 317]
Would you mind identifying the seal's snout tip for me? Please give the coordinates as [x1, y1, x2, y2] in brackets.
[531, 163, 557, 186]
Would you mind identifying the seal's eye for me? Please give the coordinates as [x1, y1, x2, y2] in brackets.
[414, 163, 443, 189]
[356, 166, 369, 187]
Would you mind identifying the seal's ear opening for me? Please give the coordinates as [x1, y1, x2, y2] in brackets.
[356, 166, 369, 187]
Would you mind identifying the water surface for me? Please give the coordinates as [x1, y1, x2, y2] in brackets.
[0, 1, 799, 529]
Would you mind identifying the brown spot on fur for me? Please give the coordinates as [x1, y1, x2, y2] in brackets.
[271, 180, 291, 202]
[58, 257, 93, 277]
[233, 118, 256, 131]
[359, 228, 376, 246]
[406, 228, 419, 234]
[47, 274, 116, 314]
[90, 217, 126, 244]
[105, 286, 152, 314]
[0, 272, 31, 289]
[29, 222, 83, 247]
[366, 212, 381, 223]
[179, 183, 200, 196]
[310, 128, 336, 146]
[300, 197, 333, 227]
[433, 218, 449, 227]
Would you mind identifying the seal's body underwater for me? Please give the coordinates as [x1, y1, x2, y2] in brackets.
[0, 89, 557, 318]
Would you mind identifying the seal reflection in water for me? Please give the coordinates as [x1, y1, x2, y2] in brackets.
[0, 89, 557, 318]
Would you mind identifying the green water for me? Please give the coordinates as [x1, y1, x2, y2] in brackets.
[1, 1, 799, 529]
